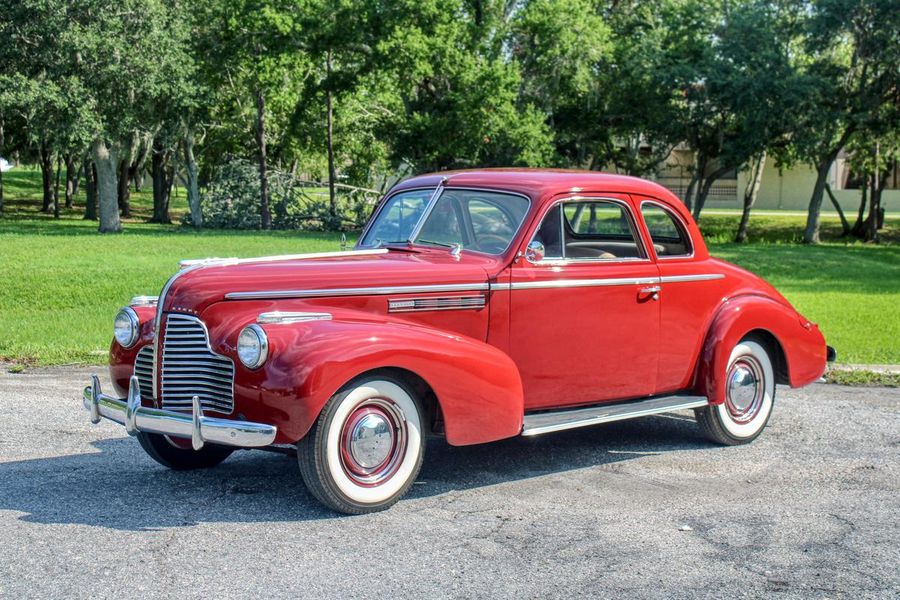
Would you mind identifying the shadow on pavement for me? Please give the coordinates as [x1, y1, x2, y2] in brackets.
[0, 412, 707, 530]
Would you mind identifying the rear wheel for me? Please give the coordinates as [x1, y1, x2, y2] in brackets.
[297, 377, 424, 515]
[696, 339, 775, 445]
[136, 432, 234, 470]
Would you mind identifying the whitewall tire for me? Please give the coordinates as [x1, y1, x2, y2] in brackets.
[297, 377, 424, 514]
[696, 339, 775, 445]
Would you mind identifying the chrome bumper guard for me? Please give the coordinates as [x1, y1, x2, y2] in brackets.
[83, 375, 277, 450]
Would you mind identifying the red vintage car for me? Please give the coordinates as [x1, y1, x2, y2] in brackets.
[84, 169, 833, 514]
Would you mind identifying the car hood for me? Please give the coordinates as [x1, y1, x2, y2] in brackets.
[161, 249, 501, 316]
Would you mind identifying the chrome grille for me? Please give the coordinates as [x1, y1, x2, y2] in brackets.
[133, 345, 155, 399]
[160, 314, 235, 414]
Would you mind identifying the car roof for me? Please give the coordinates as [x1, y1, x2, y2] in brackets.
[392, 168, 688, 218]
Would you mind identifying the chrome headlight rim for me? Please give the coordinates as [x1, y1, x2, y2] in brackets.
[114, 306, 140, 348]
[237, 324, 269, 370]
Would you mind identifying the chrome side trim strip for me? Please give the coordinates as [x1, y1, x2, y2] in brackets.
[225, 282, 491, 301]
[495, 277, 659, 291]
[522, 395, 709, 436]
[179, 249, 388, 268]
[257, 311, 333, 324]
[659, 274, 725, 283]
[388, 295, 486, 313]
[490, 273, 724, 291]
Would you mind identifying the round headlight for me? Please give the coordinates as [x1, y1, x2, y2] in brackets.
[237, 324, 268, 369]
[114, 307, 140, 348]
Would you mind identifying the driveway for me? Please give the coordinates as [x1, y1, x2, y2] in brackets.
[0, 366, 897, 599]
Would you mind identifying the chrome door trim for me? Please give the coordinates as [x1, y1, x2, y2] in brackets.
[659, 274, 725, 283]
[226, 282, 491, 301]
[493, 277, 659, 291]
[491, 273, 724, 291]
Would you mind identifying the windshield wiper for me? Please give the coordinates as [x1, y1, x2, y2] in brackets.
[415, 238, 454, 249]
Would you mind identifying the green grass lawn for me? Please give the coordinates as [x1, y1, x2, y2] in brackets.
[1, 166, 897, 366]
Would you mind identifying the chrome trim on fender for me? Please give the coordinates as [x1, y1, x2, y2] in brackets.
[225, 282, 491, 301]
[130, 295, 159, 307]
[388, 295, 486, 313]
[659, 274, 725, 283]
[84, 376, 276, 449]
[257, 311, 333, 324]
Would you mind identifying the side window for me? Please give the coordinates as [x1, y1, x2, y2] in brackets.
[641, 204, 691, 257]
[530, 205, 563, 258]
[562, 201, 644, 259]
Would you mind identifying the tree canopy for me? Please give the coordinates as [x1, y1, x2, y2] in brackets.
[0, 0, 896, 241]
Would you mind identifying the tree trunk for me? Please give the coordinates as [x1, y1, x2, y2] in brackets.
[39, 142, 54, 212]
[64, 153, 77, 208]
[83, 160, 98, 221]
[0, 118, 4, 212]
[735, 152, 766, 243]
[254, 86, 272, 230]
[851, 179, 868, 237]
[151, 140, 172, 224]
[182, 129, 202, 228]
[683, 152, 706, 212]
[117, 157, 131, 217]
[803, 128, 852, 244]
[865, 170, 885, 243]
[326, 50, 337, 224]
[92, 138, 122, 233]
[131, 135, 151, 193]
[823, 183, 850, 235]
[53, 153, 62, 218]
[802, 159, 833, 244]
[693, 164, 732, 220]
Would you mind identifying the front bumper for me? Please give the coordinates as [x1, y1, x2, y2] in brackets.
[83, 375, 277, 449]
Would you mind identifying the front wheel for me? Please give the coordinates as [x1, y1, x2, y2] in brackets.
[695, 339, 775, 445]
[136, 432, 235, 470]
[297, 377, 425, 514]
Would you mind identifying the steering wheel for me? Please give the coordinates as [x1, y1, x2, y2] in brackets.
[475, 234, 509, 254]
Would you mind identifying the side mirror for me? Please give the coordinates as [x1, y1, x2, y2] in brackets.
[524, 241, 545, 264]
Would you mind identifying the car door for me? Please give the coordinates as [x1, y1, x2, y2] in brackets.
[507, 194, 661, 410]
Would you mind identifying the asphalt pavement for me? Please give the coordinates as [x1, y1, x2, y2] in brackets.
[0, 366, 897, 599]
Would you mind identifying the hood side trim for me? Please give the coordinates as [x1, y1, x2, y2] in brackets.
[226, 282, 490, 301]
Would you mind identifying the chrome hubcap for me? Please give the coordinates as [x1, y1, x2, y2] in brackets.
[340, 399, 406, 486]
[726, 357, 764, 423]
[348, 411, 393, 469]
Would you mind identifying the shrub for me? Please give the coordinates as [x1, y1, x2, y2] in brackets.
[188, 159, 377, 231]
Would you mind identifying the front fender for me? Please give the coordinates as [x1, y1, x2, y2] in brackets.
[695, 294, 827, 404]
[207, 307, 524, 446]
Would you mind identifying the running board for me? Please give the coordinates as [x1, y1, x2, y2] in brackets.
[521, 394, 709, 436]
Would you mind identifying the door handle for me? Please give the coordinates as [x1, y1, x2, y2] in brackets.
[639, 285, 661, 300]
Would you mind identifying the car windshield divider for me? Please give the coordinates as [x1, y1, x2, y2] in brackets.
[407, 178, 447, 245]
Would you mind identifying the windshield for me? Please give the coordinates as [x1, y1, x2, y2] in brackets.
[360, 188, 530, 255]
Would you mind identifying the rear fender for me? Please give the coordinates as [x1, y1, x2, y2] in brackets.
[696, 294, 827, 404]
